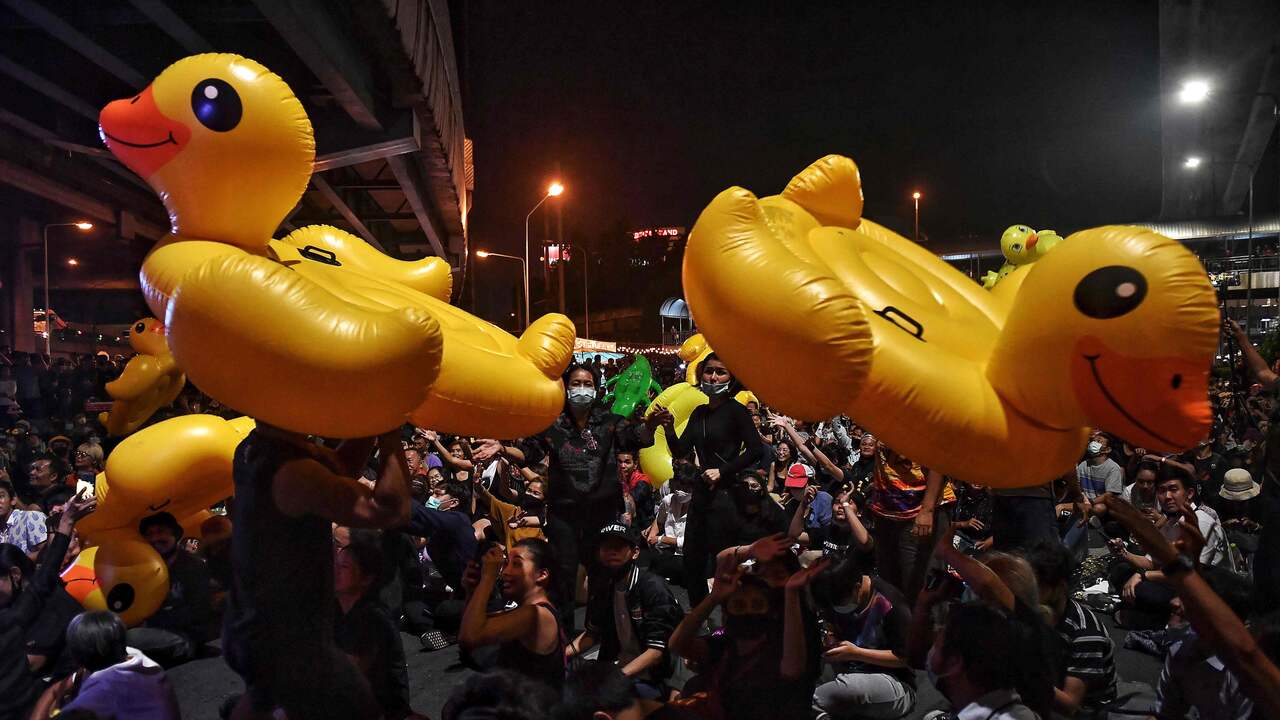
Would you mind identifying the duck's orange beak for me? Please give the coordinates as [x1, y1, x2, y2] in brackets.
[99, 86, 190, 179]
[60, 554, 102, 605]
[1026, 234, 1038, 249]
[1070, 336, 1211, 452]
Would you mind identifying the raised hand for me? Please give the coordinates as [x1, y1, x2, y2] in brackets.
[749, 533, 792, 563]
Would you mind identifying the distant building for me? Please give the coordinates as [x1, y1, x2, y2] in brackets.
[628, 226, 687, 268]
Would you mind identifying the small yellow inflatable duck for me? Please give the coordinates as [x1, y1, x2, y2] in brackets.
[682, 155, 1219, 488]
[99, 54, 574, 438]
[982, 226, 1066, 289]
[98, 318, 185, 436]
[67, 414, 254, 625]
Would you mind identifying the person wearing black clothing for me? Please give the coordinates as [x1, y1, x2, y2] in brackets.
[811, 554, 916, 720]
[334, 530, 422, 720]
[661, 354, 765, 604]
[733, 470, 792, 544]
[567, 525, 683, 697]
[523, 364, 668, 625]
[0, 490, 94, 720]
[459, 539, 565, 691]
[129, 511, 214, 667]
[223, 427, 411, 720]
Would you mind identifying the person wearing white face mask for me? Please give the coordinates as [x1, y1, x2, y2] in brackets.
[661, 354, 766, 606]
[523, 364, 671, 631]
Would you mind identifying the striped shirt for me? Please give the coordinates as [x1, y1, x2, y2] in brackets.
[1057, 599, 1118, 710]
[867, 451, 956, 520]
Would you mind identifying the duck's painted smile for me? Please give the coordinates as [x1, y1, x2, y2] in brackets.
[1082, 353, 1180, 448]
[1070, 336, 1211, 452]
[102, 131, 178, 149]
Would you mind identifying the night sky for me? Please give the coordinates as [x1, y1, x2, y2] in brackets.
[461, 1, 1162, 307]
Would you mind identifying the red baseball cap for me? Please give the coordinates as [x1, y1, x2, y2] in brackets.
[784, 462, 814, 488]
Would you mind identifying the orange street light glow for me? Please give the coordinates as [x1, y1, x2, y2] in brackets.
[476, 250, 491, 258]
[912, 192, 921, 200]
[548, 182, 565, 197]
[66, 258, 79, 266]
[74, 221, 93, 230]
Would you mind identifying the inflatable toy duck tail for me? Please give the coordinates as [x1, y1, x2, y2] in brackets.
[683, 156, 874, 420]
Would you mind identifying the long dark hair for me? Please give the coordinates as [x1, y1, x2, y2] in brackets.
[561, 362, 604, 415]
[513, 537, 560, 605]
[694, 352, 743, 395]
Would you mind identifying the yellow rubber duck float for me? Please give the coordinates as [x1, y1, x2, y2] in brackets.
[98, 54, 575, 438]
[98, 318, 185, 436]
[637, 334, 757, 485]
[682, 155, 1219, 488]
[65, 414, 253, 625]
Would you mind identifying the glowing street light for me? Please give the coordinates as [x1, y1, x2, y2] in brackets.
[476, 245, 524, 325]
[1184, 156, 1203, 169]
[66, 258, 79, 267]
[912, 191, 922, 243]
[1178, 79, 1211, 105]
[524, 181, 566, 329]
[42, 220, 94, 355]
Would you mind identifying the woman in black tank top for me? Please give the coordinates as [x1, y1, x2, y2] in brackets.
[459, 538, 565, 690]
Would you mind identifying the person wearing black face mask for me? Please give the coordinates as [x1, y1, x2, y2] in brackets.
[566, 525, 682, 699]
[661, 354, 766, 605]
[733, 470, 791, 544]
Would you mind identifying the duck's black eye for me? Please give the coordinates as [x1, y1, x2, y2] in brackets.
[1074, 266, 1148, 319]
[1171, 374, 1182, 389]
[134, 322, 145, 333]
[191, 79, 242, 132]
[106, 583, 135, 612]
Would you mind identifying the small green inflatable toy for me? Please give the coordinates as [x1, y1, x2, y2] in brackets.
[603, 355, 662, 418]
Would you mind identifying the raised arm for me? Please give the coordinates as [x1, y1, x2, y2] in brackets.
[1229, 319, 1279, 389]
[275, 431, 411, 529]
[459, 547, 541, 648]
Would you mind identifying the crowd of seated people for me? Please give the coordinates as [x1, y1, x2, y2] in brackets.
[2, 347, 1279, 720]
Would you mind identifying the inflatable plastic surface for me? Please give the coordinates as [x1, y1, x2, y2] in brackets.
[98, 318, 185, 436]
[99, 53, 575, 438]
[681, 155, 1219, 488]
[68, 414, 253, 625]
[603, 355, 662, 418]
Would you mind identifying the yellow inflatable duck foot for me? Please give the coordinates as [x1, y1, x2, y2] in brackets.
[518, 313, 577, 379]
[166, 253, 443, 437]
[686, 182, 874, 420]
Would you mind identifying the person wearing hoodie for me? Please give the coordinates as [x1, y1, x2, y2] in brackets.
[55, 610, 182, 720]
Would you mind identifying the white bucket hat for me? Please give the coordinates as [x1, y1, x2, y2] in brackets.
[1219, 468, 1261, 501]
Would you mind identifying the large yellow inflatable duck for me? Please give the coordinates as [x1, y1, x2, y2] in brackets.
[99, 54, 575, 438]
[66, 414, 254, 625]
[98, 318, 185, 436]
[682, 155, 1218, 489]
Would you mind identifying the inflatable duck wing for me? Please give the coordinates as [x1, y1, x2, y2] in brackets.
[70, 414, 253, 625]
[683, 155, 1219, 488]
[99, 54, 574, 438]
[98, 318, 185, 437]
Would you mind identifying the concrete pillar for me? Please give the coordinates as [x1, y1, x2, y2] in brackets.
[6, 217, 37, 352]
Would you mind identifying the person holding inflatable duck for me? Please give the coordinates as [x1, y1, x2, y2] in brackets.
[657, 354, 766, 605]
[523, 364, 672, 629]
[221, 424, 411, 720]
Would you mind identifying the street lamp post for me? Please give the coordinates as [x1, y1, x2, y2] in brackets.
[912, 192, 921, 243]
[524, 182, 564, 330]
[476, 250, 529, 330]
[1178, 78, 1280, 335]
[42, 221, 93, 356]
